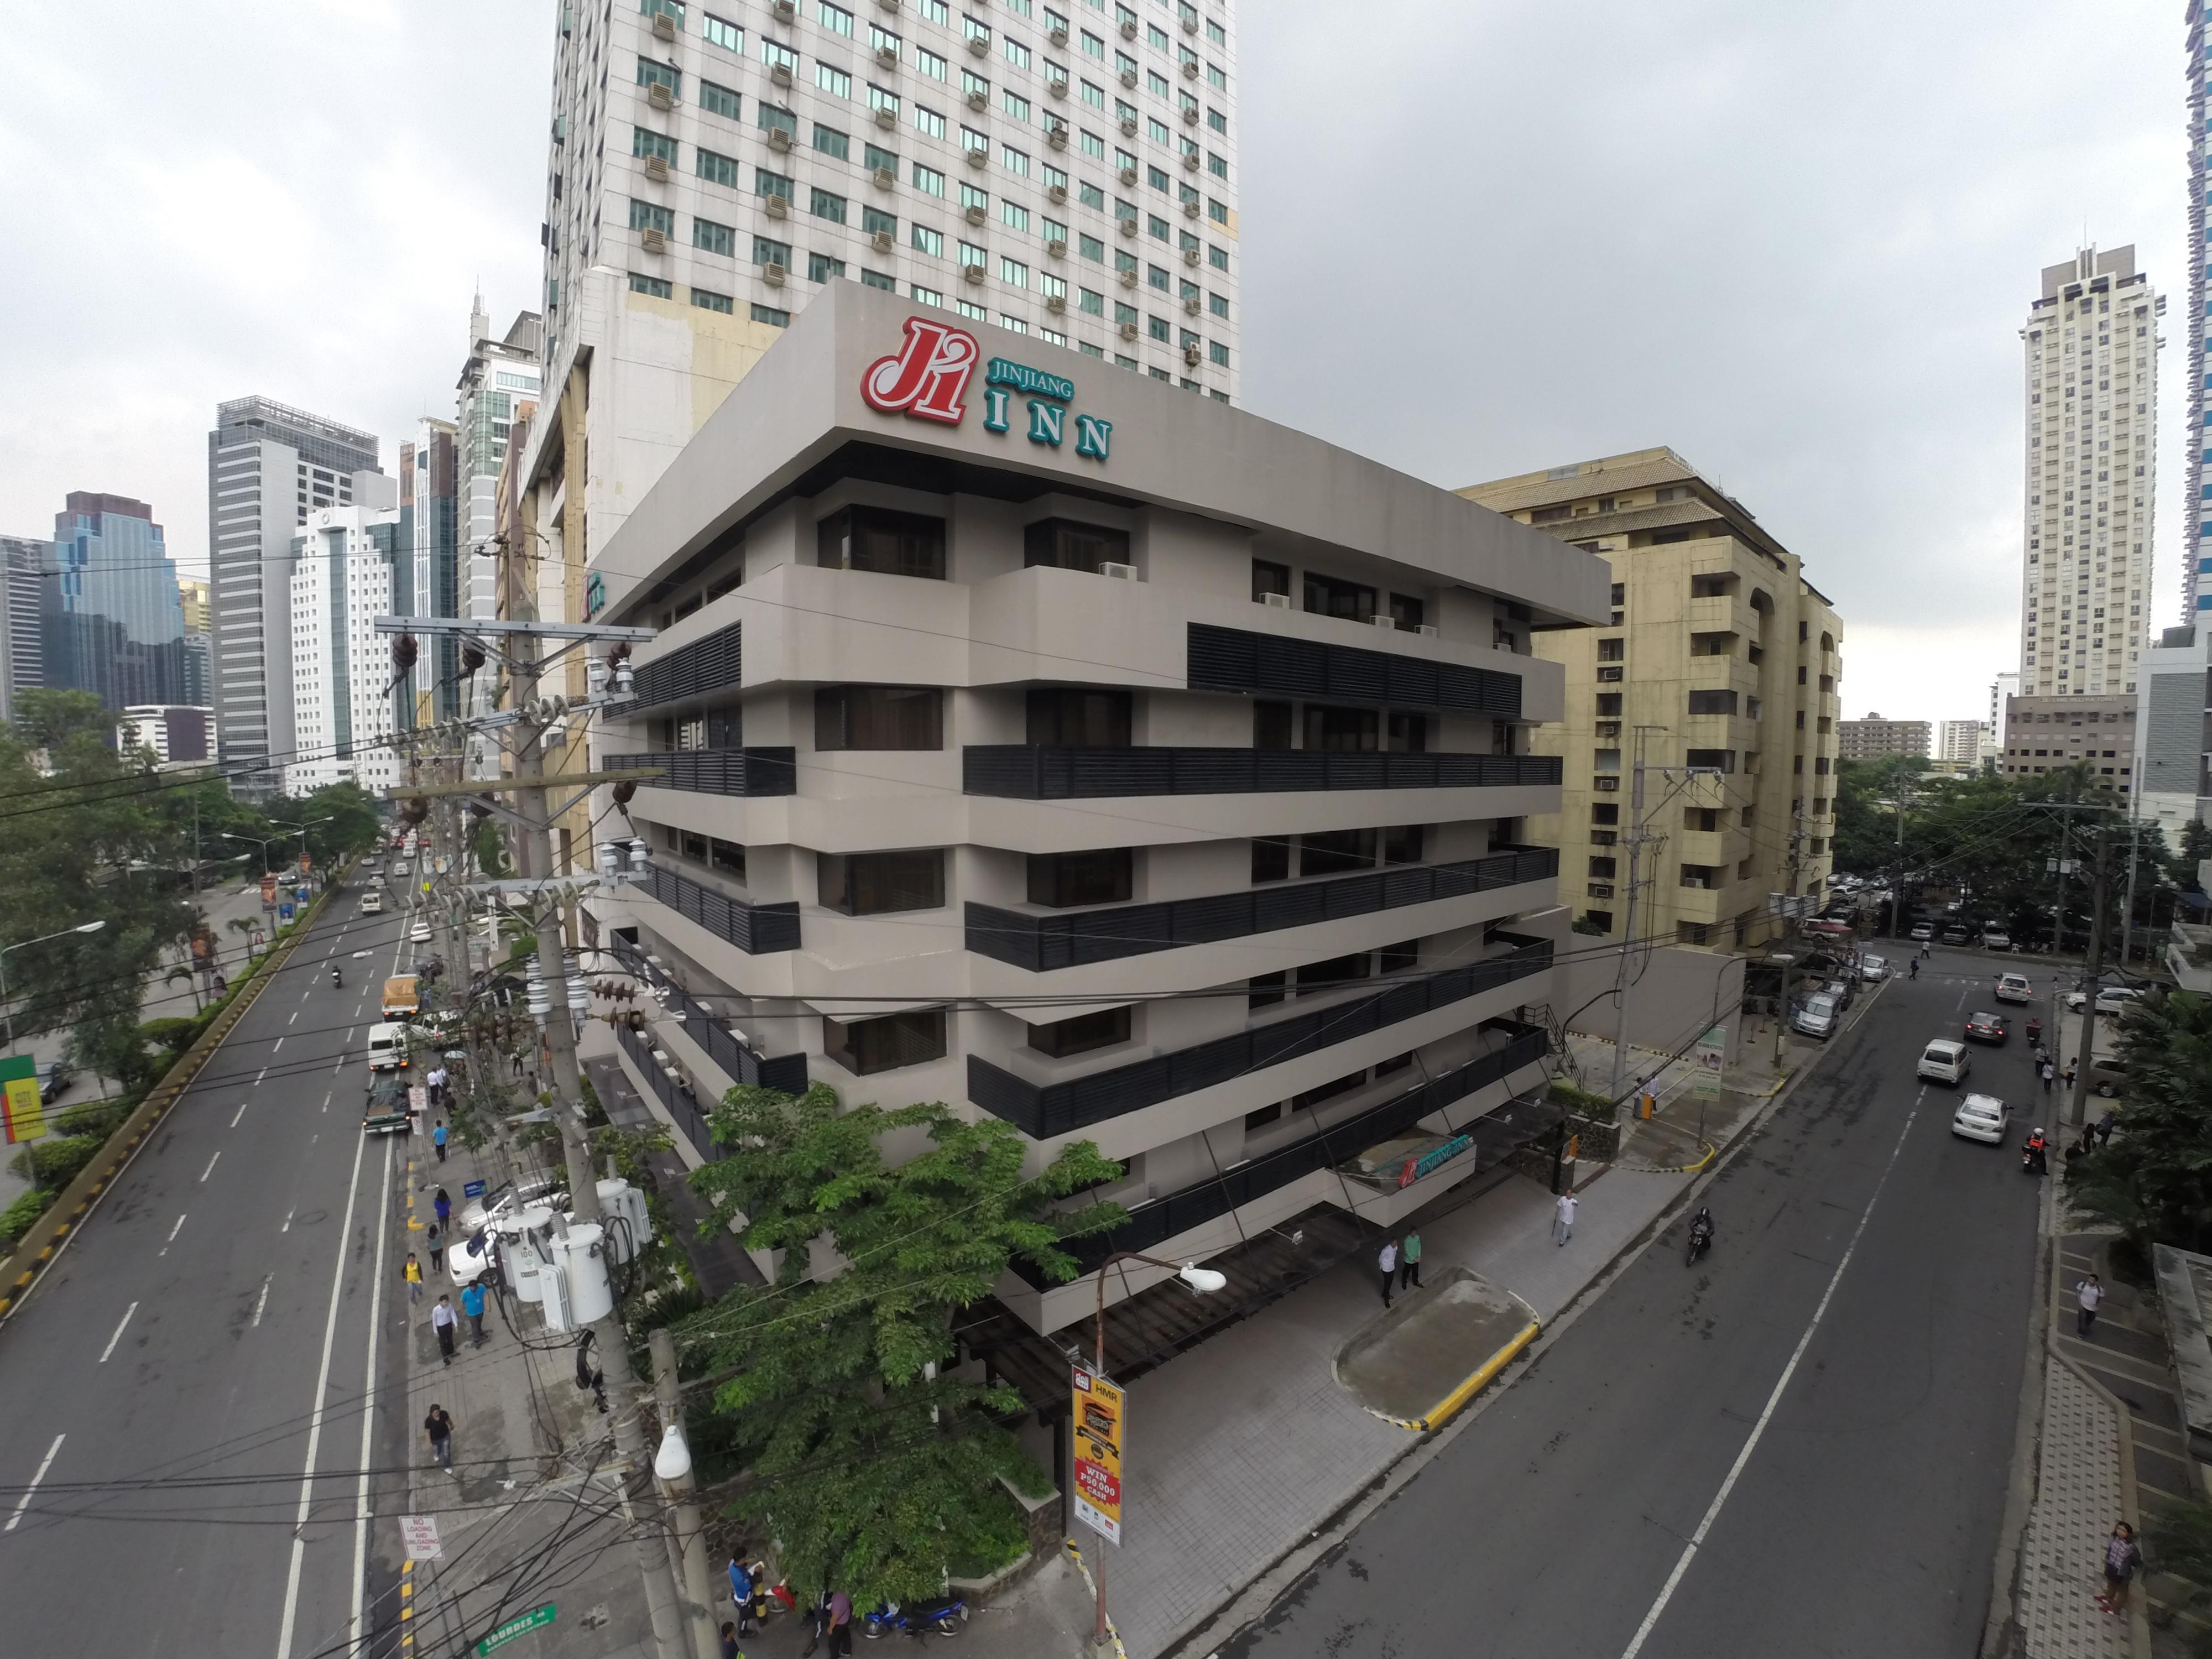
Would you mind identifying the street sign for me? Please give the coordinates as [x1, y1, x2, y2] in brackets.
[463, 1179, 487, 1198]
[398, 1514, 442, 1559]
[409, 1086, 429, 1113]
[477, 1604, 557, 1653]
[0, 1055, 44, 1145]
[1071, 1366, 1124, 1545]
[1692, 1025, 1726, 1100]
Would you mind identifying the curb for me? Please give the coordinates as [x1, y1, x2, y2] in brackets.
[1614, 1140, 1719, 1176]
[1413, 1317, 1541, 1433]
[1061, 1540, 1129, 1659]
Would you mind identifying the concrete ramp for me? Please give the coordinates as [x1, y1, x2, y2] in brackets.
[1334, 1266, 1538, 1430]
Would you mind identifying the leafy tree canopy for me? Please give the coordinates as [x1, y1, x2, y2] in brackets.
[2065, 991, 2212, 1254]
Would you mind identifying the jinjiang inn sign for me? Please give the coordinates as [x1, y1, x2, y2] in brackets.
[863, 316, 1113, 462]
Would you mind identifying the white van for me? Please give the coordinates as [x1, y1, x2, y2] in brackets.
[1917, 1039, 1970, 1086]
[366, 1022, 410, 1071]
[1994, 973, 2033, 1005]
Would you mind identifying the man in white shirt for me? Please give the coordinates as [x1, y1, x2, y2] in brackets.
[1554, 1190, 1578, 1247]
[1377, 1239, 1399, 1308]
[2077, 1273, 2104, 1339]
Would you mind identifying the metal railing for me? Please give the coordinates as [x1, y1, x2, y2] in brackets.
[966, 847, 1559, 972]
[609, 940, 808, 1095]
[967, 938, 1554, 1138]
[604, 747, 796, 796]
[1186, 622, 1524, 717]
[638, 863, 801, 954]
[961, 745, 1562, 800]
[614, 1017, 717, 1162]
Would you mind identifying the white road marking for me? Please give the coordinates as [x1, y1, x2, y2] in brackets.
[252, 1274, 273, 1327]
[4, 1434, 64, 1531]
[231, 1102, 249, 1129]
[254, 1068, 267, 1085]
[271, 1037, 283, 1052]
[1616, 1087, 1927, 1659]
[199, 1151, 220, 1184]
[159, 1213, 186, 1255]
[348, 1134, 395, 1646]
[281, 1207, 295, 1234]
[289, 1011, 298, 1026]
[98, 1303, 138, 1363]
[273, 1122, 371, 1659]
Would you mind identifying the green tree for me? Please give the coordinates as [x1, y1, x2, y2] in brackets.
[14, 689, 112, 752]
[2172, 818, 2212, 893]
[268, 781, 382, 869]
[2064, 991, 2212, 1254]
[682, 1083, 1125, 1605]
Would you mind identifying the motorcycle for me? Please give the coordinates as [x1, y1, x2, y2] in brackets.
[862, 1593, 968, 1640]
[330, 966, 343, 989]
[2022, 1136, 2048, 1176]
[2026, 1018, 2043, 1046]
[1685, 1222, 1713, 1267]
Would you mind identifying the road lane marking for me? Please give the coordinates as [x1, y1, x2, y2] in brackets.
[252, 1275, 273, 1327]
[271, 1037, 284, 1052]
[274, 1120, 371, 1659]
[255, 1068, 267, 1085]
[349, 1134, 396, 1646]
[159, 1214, 186, 1255]
[282, 1207, 295, 1233]
[199, 1151, 220, 1183]
[1616, 1086, 1927, 1659]
[231, 1101, 249, 1128]
[4, 1434, 64, 1531]
[98, 1303, 138, 1363]
[289, 1011, 299, 1025]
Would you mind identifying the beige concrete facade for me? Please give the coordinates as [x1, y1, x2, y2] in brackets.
[1460, 447, 1843, 953]
[582, 283, 1606, 1333]
[1837, 714, 1931, 761]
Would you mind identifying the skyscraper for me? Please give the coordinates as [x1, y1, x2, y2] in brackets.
[284, 505, 403, 797]
[2018, 247, 2162, 699]
[207, 398, 386, 797]
[1936, 719, 1985, 769]
[400, 418, 461, 723]
[456, 296, 541, 622]
[0, 535, 48, 718]
[176, 576, 211, 710]
[2190, 3, 2208, 620]
[45, 493, 190, 713]
[520, 0, 1241, 585]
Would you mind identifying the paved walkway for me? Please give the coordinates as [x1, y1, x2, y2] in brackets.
[2021, 1357, 2133, 1659]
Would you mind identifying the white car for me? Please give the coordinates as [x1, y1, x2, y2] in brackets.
[365, 1022, 410, 1071]
[1951, 1092, 2011, 1144]
[410, 921, 432, 945]
[2065, 984, 2142, 1015]
[359, 890, 384, 915]
[1982, 930, 2013, 951]
[1918, 1039, 1971, 1086]
[1910, 923, 1934, 942]
[1859, 954, 1890, 983]
[1793, 994, 1840, 1039]
[1995, 972, 2033, 1005]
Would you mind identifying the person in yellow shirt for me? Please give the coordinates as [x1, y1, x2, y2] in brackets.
[403, 1252, 424, 1306]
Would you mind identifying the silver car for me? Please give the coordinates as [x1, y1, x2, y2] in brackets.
[1793, 994, 1840, 1040]
[1859, 954, 1890, 982]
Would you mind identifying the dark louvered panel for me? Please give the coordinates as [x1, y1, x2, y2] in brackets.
[1187, 622, 1524, 720]
[630, 620, 742, 712]
[958, 744, 1557, 799]
[1185, 622, 1259, 692]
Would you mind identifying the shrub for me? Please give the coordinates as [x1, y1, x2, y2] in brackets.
[140, 1017, 200, 1054]
[0, 1187, 54, 1254]
[7, 1131, 106, 1190]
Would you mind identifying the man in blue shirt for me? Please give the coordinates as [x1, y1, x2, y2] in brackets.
[728, 1557, 756, 1635]
[432, 1119, 448, 1162]
[460, 1279, 488, 1348]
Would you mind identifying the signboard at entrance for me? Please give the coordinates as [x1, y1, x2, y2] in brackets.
[399, 1514, 443, 1559]
[0, 1055, 44, 1146]
[863, 317, 1112, 463]
[1399, 1133, 1473, 1188]
[1071, 1366, 1125, 1545]
[1692, 1025, 1726, 1100]
[477, 1604, 557, 1653]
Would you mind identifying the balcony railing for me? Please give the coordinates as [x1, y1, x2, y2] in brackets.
[638, 863, 802, 953]
[962, 746, 1562, 800]
[1016, 1023, 1553, 1282]
[966, 847, 1558, 972]
[609, 937, 808, 1094]
[615, 1017, 717, 1162]
[630, 619, 740, 713]
[1187, 623, 1523, 718]
[605, 747, 797, 796]
[967, 938, 1554, 1138]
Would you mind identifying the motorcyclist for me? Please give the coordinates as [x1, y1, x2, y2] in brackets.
[2027, 1016, 2043, 1046]
[330, 965, 342, 989]
[2024, 1127, 2048, 1175]
[1689, 1207, 1715, 1254]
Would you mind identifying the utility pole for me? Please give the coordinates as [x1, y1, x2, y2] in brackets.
[1887, 774, 1910, 943]
[649, 1328, 723, 1659]
[2067, 823, 2114, 1134]
[1610, 727, 1665, 1107]
[1773, 803, 1806, 1067]
[2120, 813, 2142, 968]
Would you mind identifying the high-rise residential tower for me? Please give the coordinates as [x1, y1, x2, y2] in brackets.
[207, 398, 387, 797]
[456, 298, 542, 623]
[520, 0, 1241, 593]
[400, 418, 461, 724]
[0, 535, 48, 717]
[2019, 247, 2162, 699]
[284, 505, 403, 797]
[45, 493, 190, 712]
[1936, 719, 1985, 769]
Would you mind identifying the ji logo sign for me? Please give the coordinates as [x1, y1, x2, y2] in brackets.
[861, 316, 980, 425]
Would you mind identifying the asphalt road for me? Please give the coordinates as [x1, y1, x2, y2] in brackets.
[0, 877, 431, 1659]
[1225, 948, 2050, 1659]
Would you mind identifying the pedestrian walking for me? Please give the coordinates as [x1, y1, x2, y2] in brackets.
[431, 1120, 448, 1162]
[826, 1590, 853, 1658]
[423, 1403, 454, 1470]
[2098, 1109, 2116, 1149]
[2096, 1520, 2142, 1616]
[461, 1279, 488, 1348]
[431, 1294, 458, 1365]
[1399, 1229, 1423, 1290]
[403, 1252, 423, 1306]
[2063, 1061, 2077, 1092]
[1554, 1190, 1578, 1246]
[2077, 1273, 2105, 1339]
[2040, 1060, 2055, 1095]
[1908, 958, 1918, 980]
[426, 1222, 445, 1275]
[433, 1187, 451, 1232]
[1377, 1239, 1399, 1307]
[721, 1621, 743, 1659]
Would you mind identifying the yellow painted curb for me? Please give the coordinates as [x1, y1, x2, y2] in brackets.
[1413, 1318, 1540, 1432]
[1061, 1540, 1130, 1659]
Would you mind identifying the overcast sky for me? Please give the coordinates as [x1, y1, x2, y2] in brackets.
[0, 0, 2187, 728]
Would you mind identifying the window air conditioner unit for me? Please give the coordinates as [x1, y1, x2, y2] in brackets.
[1049, 76, 1069, 97]
[1117, 216, 1138, 236]
[771, 0, 795, 18]
[1415, 623, 1439, 638]
[877, 44, 898, 65]
[648, 81, 675, 108]
[963, 261, 987, 282]
[1117, 267, 1137, 287]
[1181, 12, 1197, 32]
[1048, 126, 1069, 148]
[965, 145, 988, 168]
[968, 33, 989, 54]
[874, 105, 898, 127]
[1260, 590, 1292, 610]
[644, 153, 670, 180]
[1120, 68, 1138, 88]
[1368, 613, 1396, 630]
[1182, 103, 1198, 123]
[763, 260, 787, 285]
[1047, 292, 1066, 312]
[652, 10, 677, 38]
[1182, 247, 1199, 264]
[1120, 18, 1136, 38]
[1119, 320, 1139, 340]
[1183, 295, 1200, 315]
[872, 229, 895, 253]
[1182, 150, 1199, 170]
[765, 192, 790, 217]
[1182, 198, 1199, 217]
[1119, 114, 1138, 135]
[1182, 57, 1199, 77]
[768, 126, 794, 151]
[1118, 164, 1138, 185]
[1050, 24, 1068, 44]
[878, 0, 899, 8]
[967, 88, 988, 110]
[1047, 237, 1068, 257]
[1048, 183, 1068, 203]
[640, 227, 667, 251]
[1099, 561, 1137, 581]
[873, 165, 896, 189]
[965, 203, 987, 225]
[770, 60, 794, 85]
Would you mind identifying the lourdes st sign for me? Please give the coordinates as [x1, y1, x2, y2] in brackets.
[862, 316, 1113, 463]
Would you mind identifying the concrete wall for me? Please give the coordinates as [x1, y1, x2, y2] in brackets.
[1554, 942, 1745, 1068]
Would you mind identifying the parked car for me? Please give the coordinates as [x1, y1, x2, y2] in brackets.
[1820, 977, 1857, 1011]
[1793, 994, 1841, 1040]
[1994, 972, 2033, 1005]
[2089, 1053, 2131, 1099]
[1950, 1092, 2011, 1144]
[39, 1060, 72, 1098]
[2065, 982, 2143, 1014]
[1910, 923, 1935, 942]
[1982, 929, 2013, 951]
[1963, 1010, 2010, 1045]
[1859, 954, 1890, 982]
[1917, 1039, 1971, 1085]
[1942, 926, 1970, 946]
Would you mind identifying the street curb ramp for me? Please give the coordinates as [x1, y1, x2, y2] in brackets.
[0, 872, 344, 1321]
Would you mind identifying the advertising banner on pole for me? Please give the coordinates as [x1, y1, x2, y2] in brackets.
[1693, 1025, 1726, 1100]
[1071, 1365, 1125, 1545]
[0, 1054, 44, 1145]
[261, 874, 278, 906]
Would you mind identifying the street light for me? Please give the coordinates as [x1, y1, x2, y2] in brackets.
[222, 831, 276, 878]
[1, 920, 106, 1054]
[1084, 1251, 1224, 1650]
